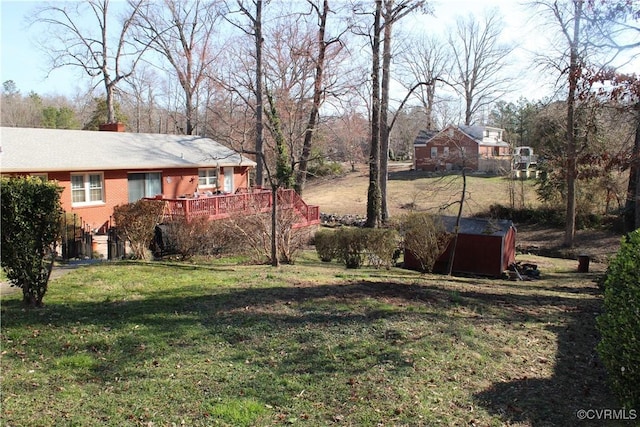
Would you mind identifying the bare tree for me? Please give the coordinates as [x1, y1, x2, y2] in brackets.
[133, 0, 221, 135]
[221, 0, 265, 185]
[1, 81, 43, 127]
[398, 34, 450, 131]
[295, 0, 347, 195]
[447, 9, 513, 126]
[379, 0, 427, 223]
[120, 65, 162, 133]
[583, 2, 640, 231]
[531, 0, 587, 247]
[33, 0, 147, 125]
[365, 0, 383, 228]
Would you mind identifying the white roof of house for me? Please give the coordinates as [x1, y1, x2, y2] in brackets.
[458, 125, 510, 148]
[0, 127, 256, 173]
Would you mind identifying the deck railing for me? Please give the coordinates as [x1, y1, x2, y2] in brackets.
[154, 188, 320, 227]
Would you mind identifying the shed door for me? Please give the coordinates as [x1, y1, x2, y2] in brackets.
[223, 168, 234, 193]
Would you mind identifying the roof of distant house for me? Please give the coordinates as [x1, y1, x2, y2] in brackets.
[413, 129, 439, 146]
[457, 125, 510, 147]
[414, 125, 510, 148]
[0, 127, 256, 173]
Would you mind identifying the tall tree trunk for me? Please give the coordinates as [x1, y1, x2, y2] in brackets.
[464, 91, 472, 125]
[563, 0, 583, 248]
[379, 0, 393, 224]
[271, 185, 279, 267]
[185, 90, 194, 135]
[105, 81, 116, 124]
[255, 0, 264, 187]
[625, 103, 640, 232]
[295, 0, 329, 196]
[366, 0, 383, 228]
[448, 166, 467, 275]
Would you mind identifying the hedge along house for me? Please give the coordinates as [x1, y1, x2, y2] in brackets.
[414, 125, 511, 173]
[0, 125, 256, 234]
[404, 216, 517, 278]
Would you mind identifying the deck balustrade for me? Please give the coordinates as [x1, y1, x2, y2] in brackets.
[150, 188, 320, 228]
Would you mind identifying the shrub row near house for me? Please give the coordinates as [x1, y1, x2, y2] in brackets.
[154, 217, 239, 261]
[315, 213, 449, 271]
[114, 200, 312, 264]
[597, 230, 640, 410]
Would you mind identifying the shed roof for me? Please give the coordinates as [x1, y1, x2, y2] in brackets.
[441, 216, 515, 237]
[0, 127, 256, 173]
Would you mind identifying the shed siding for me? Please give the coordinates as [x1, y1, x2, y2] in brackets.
[433, 234, 504, 276]
[403, 219, 516, 277]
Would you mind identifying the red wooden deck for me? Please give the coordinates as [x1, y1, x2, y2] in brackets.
[153, 188, 320, 228]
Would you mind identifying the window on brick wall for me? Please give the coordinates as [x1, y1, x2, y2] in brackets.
[128, 172, 162, 202]
[430, 147, 438, 158]
[71, 173, 104, 206]
[198, 168, 218, 188]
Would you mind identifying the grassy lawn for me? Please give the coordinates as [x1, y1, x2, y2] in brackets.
[1, 253, 620, 426]
[303, 166, 540, 217]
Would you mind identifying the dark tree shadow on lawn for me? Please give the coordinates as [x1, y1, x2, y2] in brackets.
[473, 297, 628, 426]
[1, 273, 626, 425]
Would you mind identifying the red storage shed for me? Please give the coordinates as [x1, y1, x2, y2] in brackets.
[404, 216, 517, 278]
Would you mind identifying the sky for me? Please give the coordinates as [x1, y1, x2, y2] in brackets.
[0, 0, 636, 103]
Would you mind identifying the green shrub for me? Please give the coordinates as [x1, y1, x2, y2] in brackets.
[314, 229, 337, 262]
[0, 176, 63, 307]
[362, 228, 400, 269]
[597, 230, 640, 409]
[335, 228, 367, 268]
[113, 200, 165, 260]
[398, 213, 451, 273]
[321, 227, 399, 269]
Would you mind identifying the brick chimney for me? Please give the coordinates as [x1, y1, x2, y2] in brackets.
[99, 123, 125, 132]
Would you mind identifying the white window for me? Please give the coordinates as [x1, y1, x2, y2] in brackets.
[443, 147, 449, 157]
[430, 147, 438, 158]
[71, 173, 104, 206]
[198, 168, 218, 188]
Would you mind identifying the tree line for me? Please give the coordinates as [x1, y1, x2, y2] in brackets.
[1, 0, 639, 243]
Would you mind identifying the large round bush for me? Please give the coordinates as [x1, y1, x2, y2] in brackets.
[597, 229, 640, 409]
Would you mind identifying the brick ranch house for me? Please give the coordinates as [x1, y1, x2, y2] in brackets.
[0, 125, 257, 233]
[414, 125, 511, 173]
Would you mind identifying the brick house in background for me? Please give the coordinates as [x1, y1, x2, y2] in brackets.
[0, 125, 256, 233]
[414, 125, 511, 173]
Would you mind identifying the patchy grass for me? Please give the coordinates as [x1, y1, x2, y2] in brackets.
[1, 253, 622, 426]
